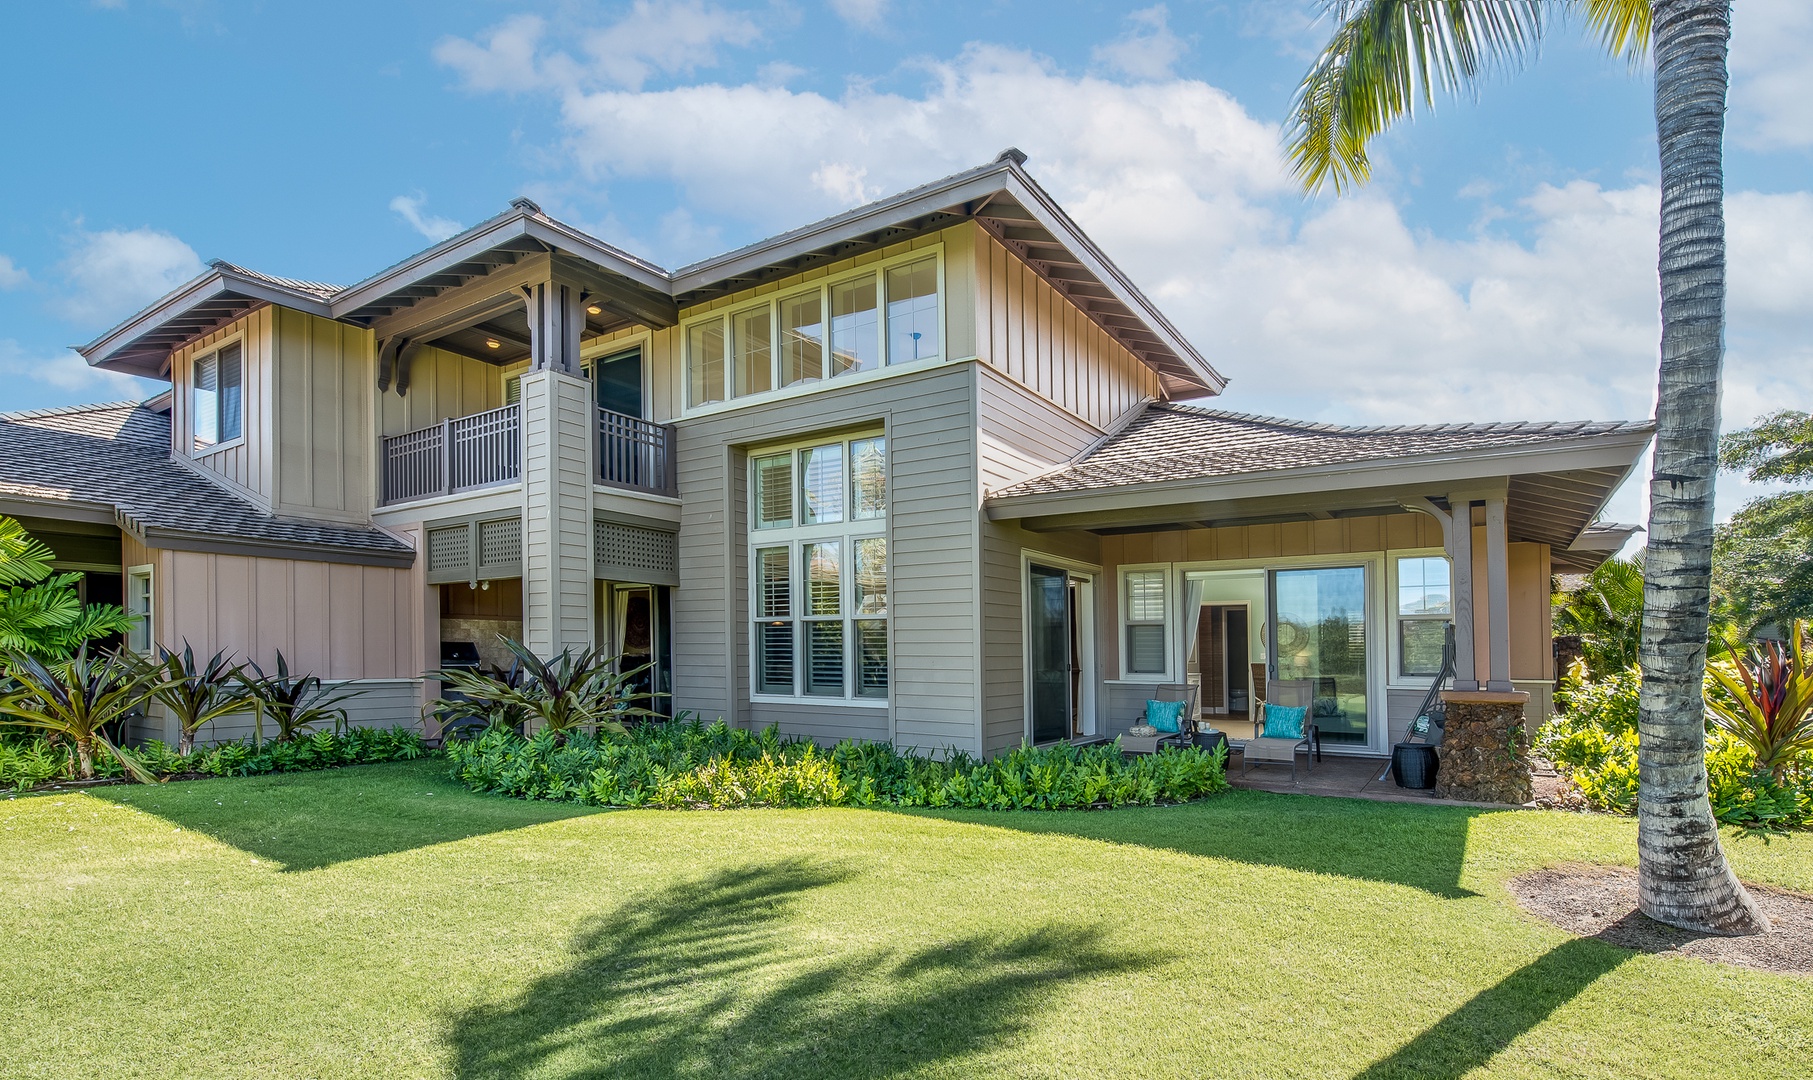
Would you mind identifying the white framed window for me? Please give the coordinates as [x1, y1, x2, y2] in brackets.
[125, 564, 154, 654]
[1392, 553, 1452, 679]
[750, 434, 888, 703]
[1122, 567, 1169, 678]
[191, 342, 243, 452]
[686, 249, 943, 411]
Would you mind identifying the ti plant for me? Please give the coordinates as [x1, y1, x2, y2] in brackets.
[239, 652, 360, 745]
[432, 637, 662, 743]
[1705, 620, 1813, 781]
[143, 643, 254, 754]
[0, 648, 160, 781]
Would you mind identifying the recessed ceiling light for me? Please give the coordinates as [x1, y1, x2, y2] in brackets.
[484, 338, 501, 349]
[586, 305, 602, 315]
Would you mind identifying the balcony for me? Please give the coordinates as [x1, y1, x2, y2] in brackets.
[382, 404, 521, 505]
[597, 406, 676, 497]
[380, 403, 675, 506]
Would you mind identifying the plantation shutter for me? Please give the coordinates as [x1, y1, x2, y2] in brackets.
[1126, 570, 1167, 675]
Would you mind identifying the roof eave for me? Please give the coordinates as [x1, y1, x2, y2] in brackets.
[78, 269, 334, 375]
[985, 427, 1656, 520]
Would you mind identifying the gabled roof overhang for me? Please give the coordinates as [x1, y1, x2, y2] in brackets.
[75, 263, 335, 378]
[986, 427, 1653, 556]
[670, 150, 1225, 398]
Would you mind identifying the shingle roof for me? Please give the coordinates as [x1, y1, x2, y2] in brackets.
[992, 404, 1655, 498]
[0, 402, 412, 565]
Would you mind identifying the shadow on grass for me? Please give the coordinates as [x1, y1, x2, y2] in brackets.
[1351, 938, 1630, 1079]
[448, 858, 1156, 1080]
[92, 759, 598, 872]
[919, 788, 1492, 898]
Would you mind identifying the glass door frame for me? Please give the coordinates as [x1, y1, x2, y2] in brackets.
[1178, 552, 1388, 756]
[1022, 551, 1100, 745]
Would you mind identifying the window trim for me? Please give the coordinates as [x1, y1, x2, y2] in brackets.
[747, 431, 889, 708]
[1388, 548, 1454, 687]
[1118, 563, 1173, 682]
[681, 246, 946, 418]
[125, 563, 154, 655]
[188, 336, 246, 457]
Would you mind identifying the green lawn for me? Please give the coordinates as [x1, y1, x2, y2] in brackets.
[3, 762, 1809, 1079]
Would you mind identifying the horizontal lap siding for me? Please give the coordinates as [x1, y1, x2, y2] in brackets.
[672, 364, 982, 754]
[747, 704, 888, 746]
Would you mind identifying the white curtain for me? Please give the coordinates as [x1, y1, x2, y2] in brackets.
[1182, 577, 1207, 695]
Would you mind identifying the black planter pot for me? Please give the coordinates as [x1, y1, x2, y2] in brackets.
[1392, 742, 1440, 790]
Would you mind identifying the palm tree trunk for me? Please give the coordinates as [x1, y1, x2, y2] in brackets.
[1636, 0, 1768, 936]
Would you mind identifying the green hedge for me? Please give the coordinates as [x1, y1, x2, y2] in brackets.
[1, 726, 426, 791]
[446, 719, 1228, 811]
[1538, 666, 1811, 828]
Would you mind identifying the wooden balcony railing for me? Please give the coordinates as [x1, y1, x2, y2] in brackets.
[381, 404, 521, 505]
[598, 407, 676, 497]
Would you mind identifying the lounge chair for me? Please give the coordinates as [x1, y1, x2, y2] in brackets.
[1242, 678, 1321, 780]
[1119, 683, 1199, 754]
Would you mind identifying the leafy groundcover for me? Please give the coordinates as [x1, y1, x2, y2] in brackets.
[1, 726, 427, 791]
[447, 719, 1227, 811]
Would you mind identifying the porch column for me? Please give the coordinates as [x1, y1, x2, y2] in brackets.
[1447, 498, 1478, 691]
[520, 368, 596, 658]
[522, 279, 586, 376]
[1483, 495, 1514, 692]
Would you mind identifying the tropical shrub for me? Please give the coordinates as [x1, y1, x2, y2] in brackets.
[446, 716, 1229, 811]
[141, 644, 254, 754]
[240, 652, 359, 744]
[1552, 555, 1644, 677]
[1704, 620, 1813, 779]
[0, 516, 135, 660]
[0, 725, 427, 790]
[1539, 661, 1811, 827]
[432, 638, 661, 742]
[0, 648, 159, 780]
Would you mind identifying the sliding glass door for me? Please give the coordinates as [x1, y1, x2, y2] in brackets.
[1269, 566, 1369, 745]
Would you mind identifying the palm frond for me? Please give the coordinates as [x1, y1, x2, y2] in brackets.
[1580, 0, 1652, 64]
[1290, 1, 1549, 193]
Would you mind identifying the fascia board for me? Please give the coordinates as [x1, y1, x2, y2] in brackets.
[331, 211, 544, 317]
[79, 270, 330, 371]
[666, 164, 1017, 295]
[137, 526, 416, 568]
[997, 171, 1227, 395]
[985, 431, 1655, 521]
[0, 495, 121, 527]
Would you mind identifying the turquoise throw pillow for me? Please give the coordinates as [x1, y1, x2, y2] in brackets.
[1146, 699, 1186, 733]
[1262, 703, 1307, 739]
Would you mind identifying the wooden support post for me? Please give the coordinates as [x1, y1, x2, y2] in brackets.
[1485, 495, 1513, 693]
[439, 417, 454, 497]
[1448, 497, 1478, 692]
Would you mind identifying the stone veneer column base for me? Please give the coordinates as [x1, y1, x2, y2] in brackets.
[1433, 690, 1533, 805]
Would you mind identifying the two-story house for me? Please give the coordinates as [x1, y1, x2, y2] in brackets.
[1, 151, 1650, 755]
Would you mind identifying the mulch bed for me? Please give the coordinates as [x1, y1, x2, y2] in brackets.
[1511, 863, 1813, 974]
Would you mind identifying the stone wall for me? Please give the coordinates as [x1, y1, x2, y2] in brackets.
[1434, 691, 1533, 805]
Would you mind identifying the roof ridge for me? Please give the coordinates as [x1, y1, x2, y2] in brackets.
[209, 260, 341, 297]
[1152, 402, 1647, 438]
[0, 400, 143, 422]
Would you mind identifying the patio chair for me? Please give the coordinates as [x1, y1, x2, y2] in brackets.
[1242, 678, 1322, 780]
[1120, 683, 1200, 754]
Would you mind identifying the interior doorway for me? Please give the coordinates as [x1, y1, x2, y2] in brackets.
[1183, 570, 1266, 740]
[607, 583, 671, 716]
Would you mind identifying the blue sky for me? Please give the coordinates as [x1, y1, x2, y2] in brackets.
[2, 1, 1809, 523]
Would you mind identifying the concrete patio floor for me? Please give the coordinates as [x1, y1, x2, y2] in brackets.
[1227, 752, 1523, 809]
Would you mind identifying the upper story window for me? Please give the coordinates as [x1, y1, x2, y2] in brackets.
[750, 434, 888, 703]
[1395, 555, 1452, 678]
[686, 251, 942, 411]
[191, 342, 243, 452]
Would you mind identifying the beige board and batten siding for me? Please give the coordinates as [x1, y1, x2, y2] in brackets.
[672, 363, 982, 754]
[1098, 514, 1553, 746]
[272, 309, 375, 523]
[376, 344, 509, 437]
[121, 532, 426, 745]
[972, 224, 1164, 427]
[169, 307, 276, 509]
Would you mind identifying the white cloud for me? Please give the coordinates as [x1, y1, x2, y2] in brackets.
[0, 340, 156, 403]
[1730, 0, 1813, 150]
[435, 2, 761, 94]
[0, 255, 27, 290]
[1092, 5, 1189, 81]
[828, 0, 888, 32]
[447, 38, 1813, 525]
[55, 227, 203, 326]
[389, 194, 463, 242]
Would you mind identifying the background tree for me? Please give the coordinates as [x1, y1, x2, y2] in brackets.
[0, 516, 134, 660]
[1714, 410, 1813, 636]
[1289, 0, 1767, 934]
[1555, 554, 1645, 677]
